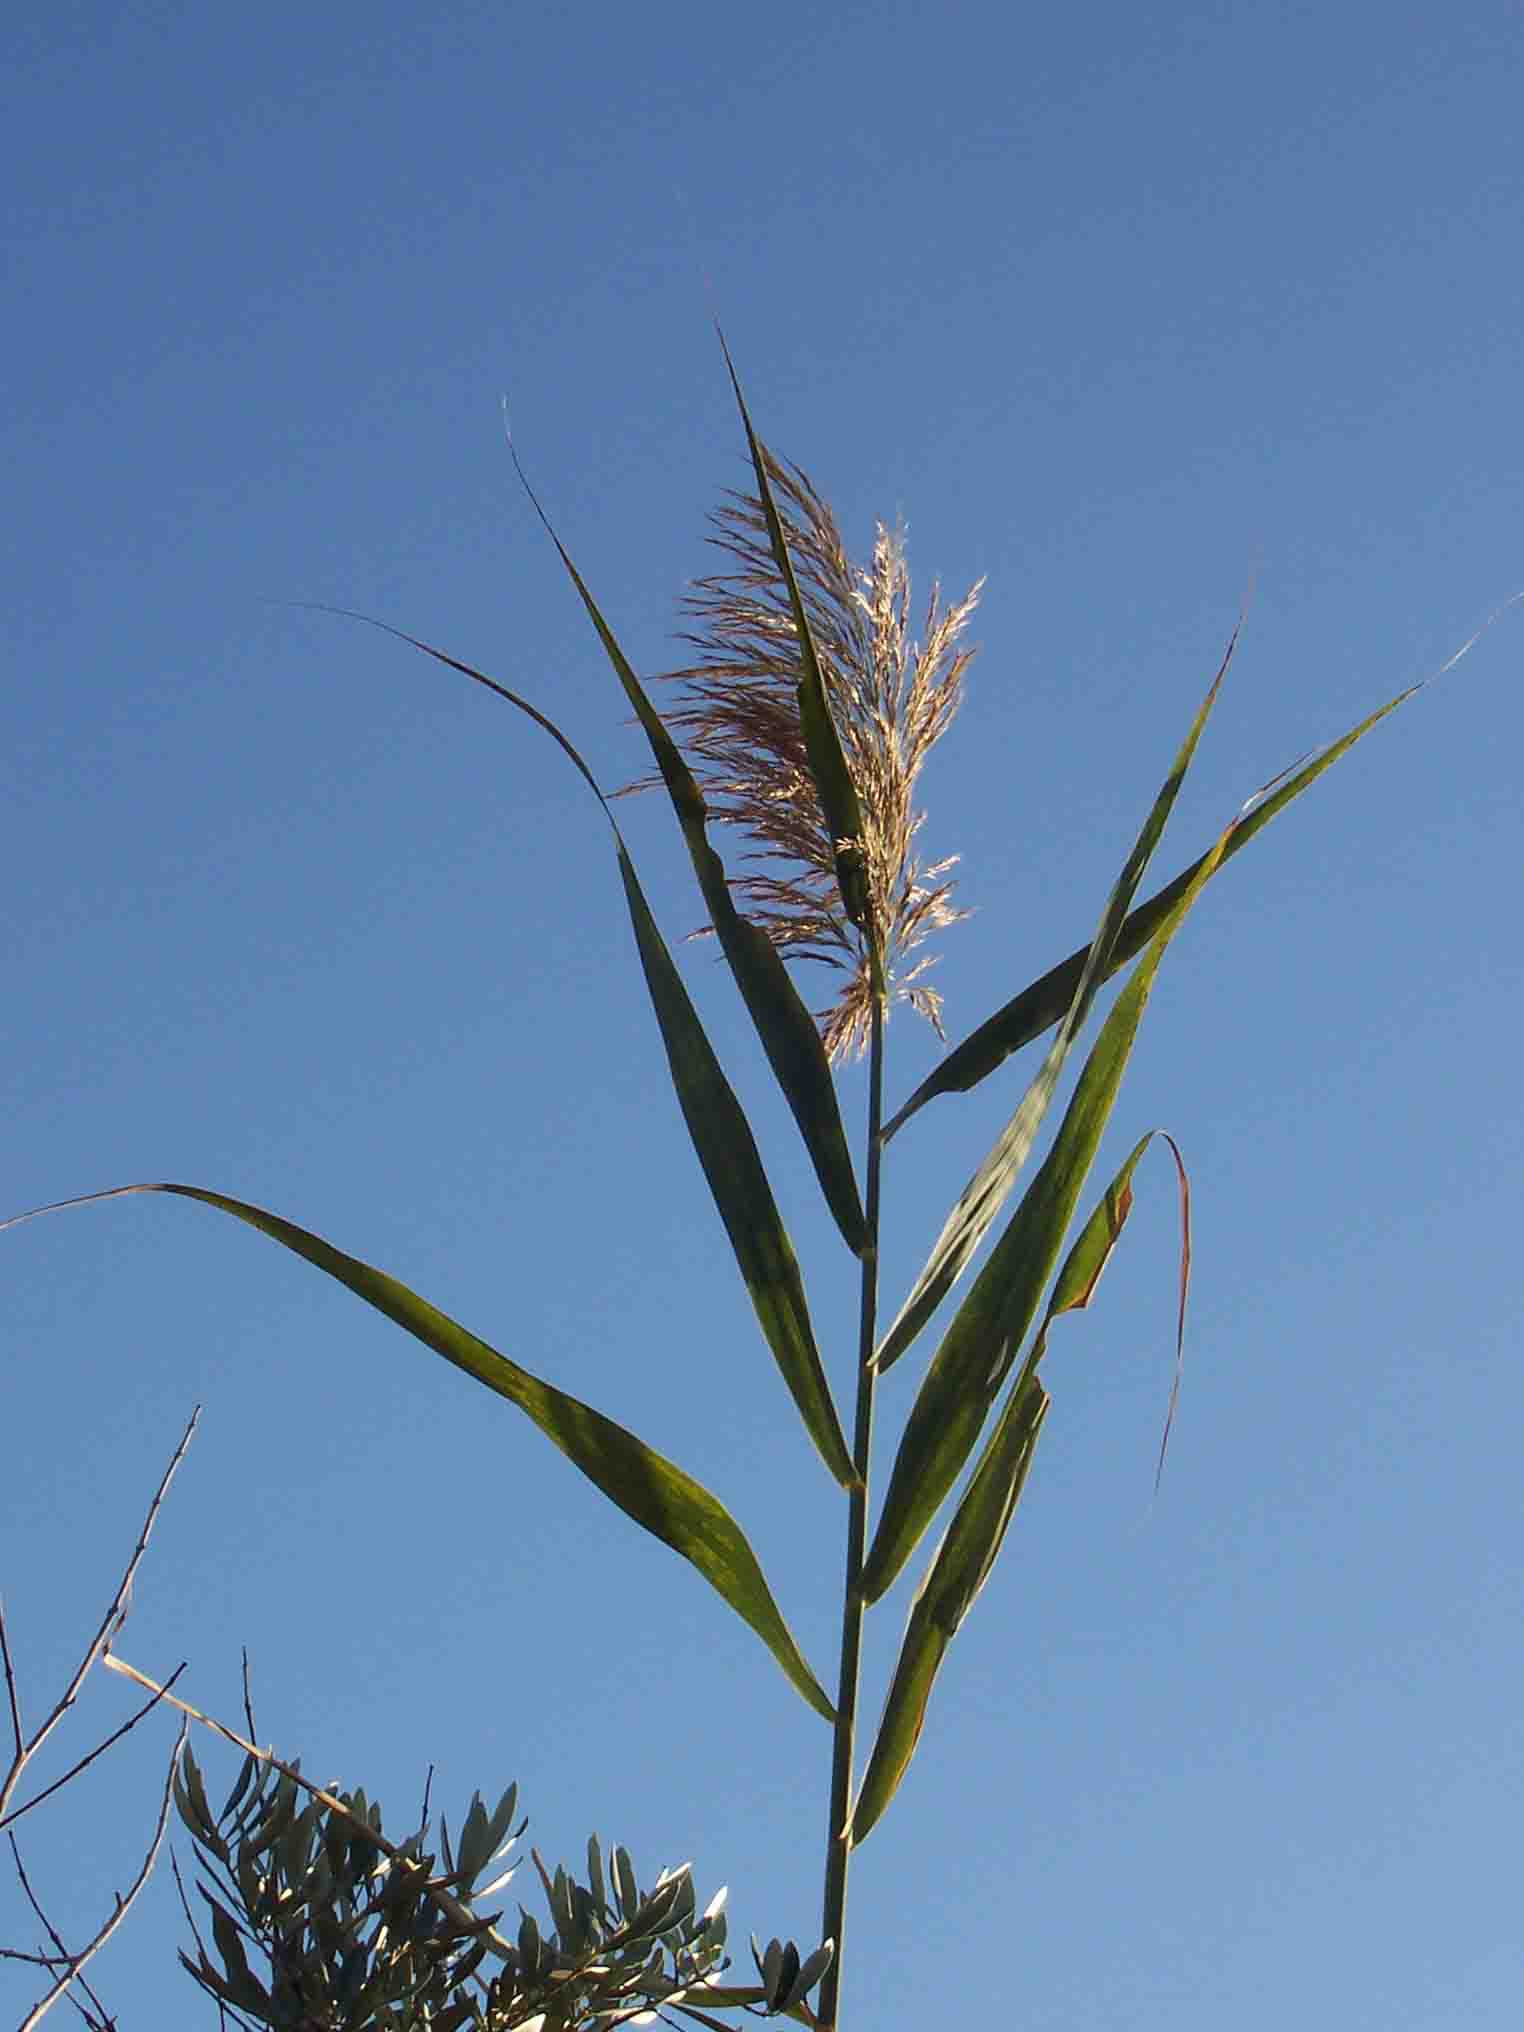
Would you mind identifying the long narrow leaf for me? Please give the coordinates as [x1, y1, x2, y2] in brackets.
[848, 1376, 1049, 1845]
[1030, 1129, 1192, 1489]
[307, 614, 856, 1491]
[504, 464, 866, 1256]
[2, 1185, 836, 1722]
[1033, 1129, 1186, 1351]
[719, 334, 874, 945]
[616, 843, 858, 1490]
[851, 1131, 1190, 1835]
[861, 816, 1236, 1601]
[874, 639, 1232, 1373]
[883, 673, 1429, 1143]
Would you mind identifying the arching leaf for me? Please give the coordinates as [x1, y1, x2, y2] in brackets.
[306, 615, 856, 1490]
[3, 1184, 836, 1721]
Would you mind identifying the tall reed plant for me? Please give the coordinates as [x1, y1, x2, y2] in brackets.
[7, 343, 1489, 2030]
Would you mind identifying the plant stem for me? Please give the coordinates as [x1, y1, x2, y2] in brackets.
[817, 991, 885, 2032]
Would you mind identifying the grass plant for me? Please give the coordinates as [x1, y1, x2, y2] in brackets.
[5, 340, 1504, 2030]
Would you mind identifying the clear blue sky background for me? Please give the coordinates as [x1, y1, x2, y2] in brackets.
[5, 3, 1521, 2026]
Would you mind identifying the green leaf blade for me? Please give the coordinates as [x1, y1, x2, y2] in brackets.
[5, 1183, 836, 1721]
[506, 476, 866, 1254]
[849, 1377, 1049, 1846]
[883, 676, 1421, 1139]
[1024, 1125, 1192, 1486]
[308, 615, 858, 1482]
[862, 819, 1235, 1602]
[616, 846, 858, 1492]
[702, 864, 867, 1255]
[874, 641, 1231, 1373]
[1040, 1128, 1157, 1328]
[854, 1133, 1190, 1838]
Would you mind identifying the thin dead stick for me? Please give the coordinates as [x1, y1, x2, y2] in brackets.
[1, 1602, 23, 1767]
[1, 1665, 188, 1835]
[5, 1833, 116, 2029]
[14, 1720, 187, 2032]
[0, 1406, 200, 1827]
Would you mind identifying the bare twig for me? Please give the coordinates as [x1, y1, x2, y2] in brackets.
[5, 1836, 115, 2028]
[14, 1720, 187, 2032]
[2, 1413, 198, 2029]
[1, 1604, 24, 1764]
[416, 1762, 436, 1846]
[1, 1666, 187, 1835]
[238, 1649, 256, 1744]
[0, 1406, 200, 1827]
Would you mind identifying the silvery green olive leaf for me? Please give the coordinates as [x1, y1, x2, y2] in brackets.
[861, 815, 1236, 1602]
[874, 635, 1232, 1374]
[175, 1749, 220, 1848]
[849, 1374, 1049, 1846]
[883, 671, 1431, 1144]
[784, 1939, 836, 2009]
[614, 1845, 638, 1922]
[2, 1184, 836, 1723]
[503, 457, 867, 1257]
[453, 1793, 494, 1888]
[475, 1858, 520, 1902]
[720, 333, 875, 949]
[218, 1752, 259, 1829]
[302, 611, 857, 1491]
[207, 1901, 270, 2016]
[765, 1938, 800, 2011]
[481, 1782, 522, 1867]
[754, 1934, 801, 2012]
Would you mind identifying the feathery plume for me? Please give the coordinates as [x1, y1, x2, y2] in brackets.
[630, 451, 981, 1060]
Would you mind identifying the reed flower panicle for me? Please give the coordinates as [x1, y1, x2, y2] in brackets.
[631, 451, 982, 1060]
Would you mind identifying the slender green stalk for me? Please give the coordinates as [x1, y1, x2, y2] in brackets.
[818, 988, 886, 2031]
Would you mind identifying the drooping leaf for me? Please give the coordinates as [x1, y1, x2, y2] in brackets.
[861, 816, 1236, 1601]
[883, 672, 1426, 1141]
[1036, 1128, 1187, 1346]
[1030, 1129, 1192, 1490]
[719, 333, 875, 949]
[301, 614, 856, 1490]
[874, 637, 1232, 1373]
[508, 446, 867, 1256]
[3, 1184, 835, 1721]
[849, 1374, 1049, 1845]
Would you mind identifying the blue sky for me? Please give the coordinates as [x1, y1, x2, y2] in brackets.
[5, 2, 1522, 2026]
